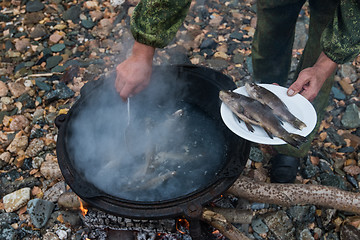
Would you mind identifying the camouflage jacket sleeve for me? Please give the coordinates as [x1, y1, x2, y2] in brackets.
[130, 0, 191, 48]
[321, 0, 360, 64]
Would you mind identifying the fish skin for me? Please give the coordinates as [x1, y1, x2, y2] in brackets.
[219, 90, 307, 149]
[245, 82, 307, 130]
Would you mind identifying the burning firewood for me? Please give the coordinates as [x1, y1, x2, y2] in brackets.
[227, 176, 360, 214]
[201, 208, 251, 240]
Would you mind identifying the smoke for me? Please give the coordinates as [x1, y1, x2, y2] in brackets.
[66, 67, 227, 202]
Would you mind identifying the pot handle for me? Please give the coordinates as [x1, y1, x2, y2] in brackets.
[55, 114, 67, 129]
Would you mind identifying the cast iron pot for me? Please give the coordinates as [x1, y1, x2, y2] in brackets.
[55, 64, 250, 220]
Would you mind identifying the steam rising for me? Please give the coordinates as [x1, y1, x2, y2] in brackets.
[67, 69, 226, 201]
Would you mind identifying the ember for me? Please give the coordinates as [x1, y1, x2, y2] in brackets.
[176, 219, 190, 235]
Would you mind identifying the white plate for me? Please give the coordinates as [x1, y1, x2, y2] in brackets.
[220, 84, 317, 145]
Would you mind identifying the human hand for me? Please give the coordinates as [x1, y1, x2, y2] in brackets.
[115, 41, 155, 101]
[287, 67, 326, 102]
[287, 52, 337, 102]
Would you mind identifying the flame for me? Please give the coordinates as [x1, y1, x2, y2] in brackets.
[78, 197, 88, 217]
[176, 218, 190, 235]
[212, 230, 220, 235]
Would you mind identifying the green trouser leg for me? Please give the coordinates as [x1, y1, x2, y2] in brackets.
[252, 0, 338, 158]
[252, 0, 306, 85]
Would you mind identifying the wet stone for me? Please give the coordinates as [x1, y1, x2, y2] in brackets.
[206, 58, 228, 71]
[25, 61, 35, 67]
[0, 213, 19, 224]
[299, 228, 314, 240]
[9, 115, 29, 131]
[1, 169, 21, 183]
[56, 229, 68, 240]
[44, 181, 66, 202]
[230, 31, 244, 41]
[57, 192, 81, 209]
[25, 138, 44, 157]
[338, 146, 355, 153]
[287, 205, 315, 225]
[0, 177, 41, 198]
[200, 38, 217, 50]
[35, 79, 51, 91]
[20, 158, 33, 171]
[0, 223, 17, 240]
[24, 12, 45, 24]
[15, 38, 30, 52]
[50, 43, 66, 53]
[341, 104, 360, 129]
[3, 187, 31, 212]
[51, 65, 66, 73]
[27, 199, 55, 228]
[326, 128, 346, 146]
[46, 112, 57, 125]
[26, 0, 45, 12]
[249, 146, 264, 163]
[339, 63, 357, 82]
[7, 82, 27, 98]
[62, 6, 81, 23]
[14, 62, 26, 74]
[340, 224, 360, 239]
[233, 53, 245, 64]
[40, 160, 63, 180]
[6, 134, 28, 153]
[251, 218, 269, 235]
[0, 13, 11, 22]
[251, 202, 268, 210]
[301, 163, 319, 179]
[46, 55, 63, 69]
[346, 175, 359, 189]
[263, 210, 295, 240]
[30, 24, 48, 39]
[47, 211, 82, 228]
[43, 232, 60, 240]
[325, 231, 340, 240]
[200, 48, 214, 57]
[0, 81, 9, 97]
[30, 128, 45, 139]
[81, 19, 95, 29]
[0, 160, 7, 169]
[32, 156, 44, 169]
[318, 173, 348, 191]
[318, 159, 333, 173]
[331, 87, 346, 100]
[44, 82, 74, 102]
[18, 94, 35, 109]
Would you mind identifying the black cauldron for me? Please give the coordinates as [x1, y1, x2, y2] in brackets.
[55, 65, 250, 220]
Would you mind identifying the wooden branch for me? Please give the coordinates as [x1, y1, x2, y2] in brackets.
[228, 176, 360, 214]
[201, 208, 251, 240]
[207, 207, 253, 224]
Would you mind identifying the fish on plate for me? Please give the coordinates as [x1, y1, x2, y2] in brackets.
[219, 90, 307, 149]
[245, 82, 306, 130]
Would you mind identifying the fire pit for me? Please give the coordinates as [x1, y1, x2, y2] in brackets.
[56, 65, 250, 221]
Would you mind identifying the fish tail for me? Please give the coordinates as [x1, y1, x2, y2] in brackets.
[292, 118, 307, 130]
[281, 134, 308, 149]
